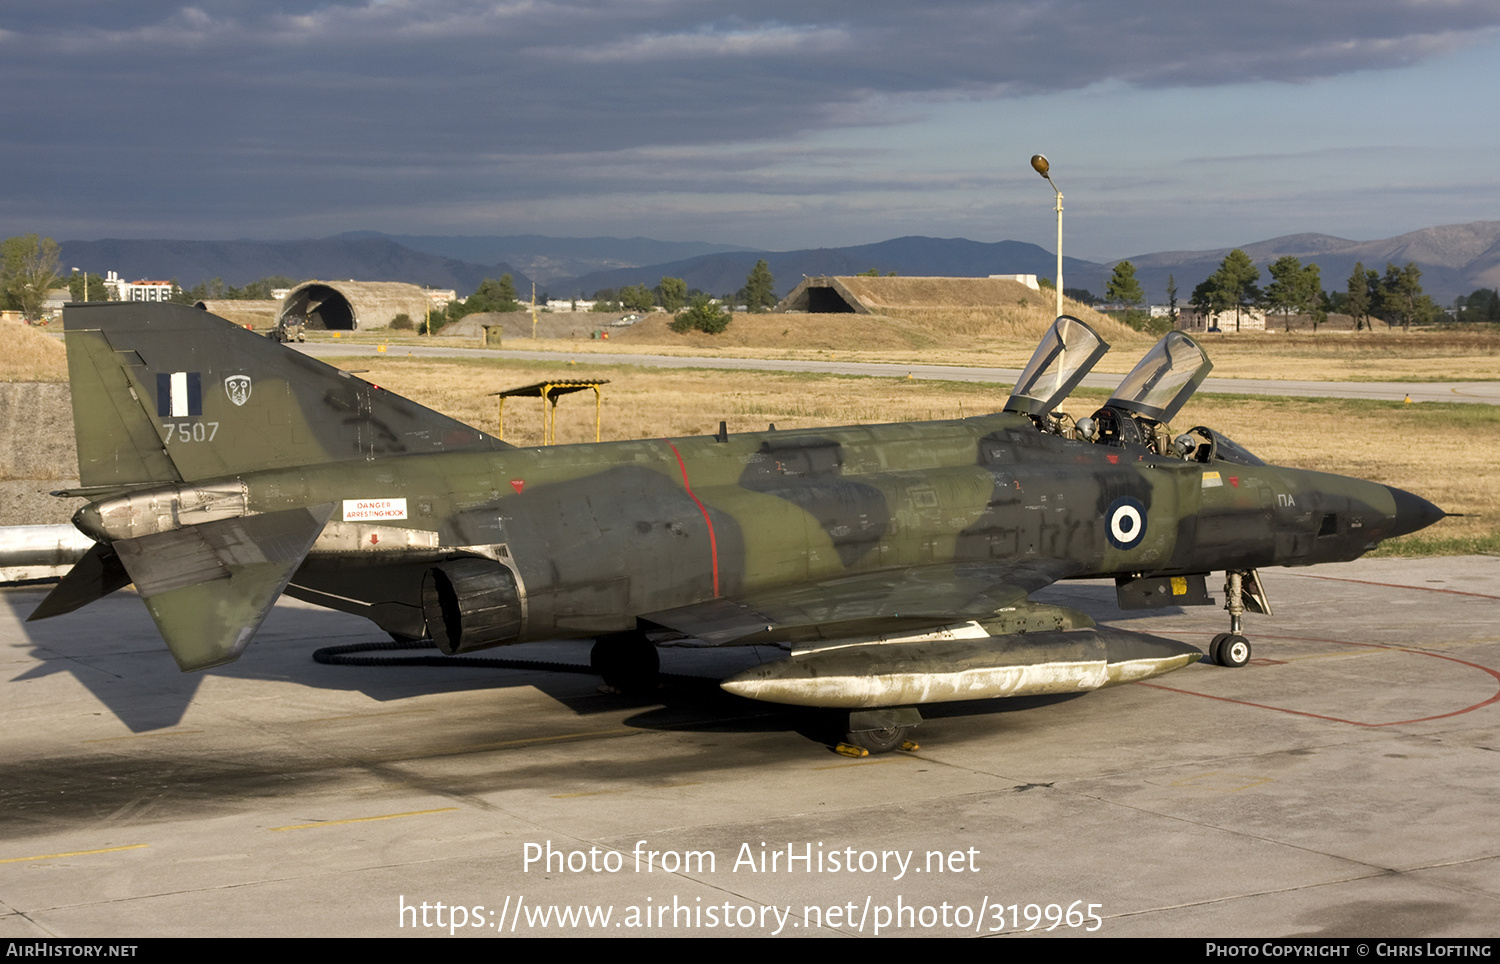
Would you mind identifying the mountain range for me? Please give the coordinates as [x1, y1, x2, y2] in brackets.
[58, 221, 1500, 305]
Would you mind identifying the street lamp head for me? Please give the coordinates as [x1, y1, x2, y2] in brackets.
[1030, 154, 1050, 177]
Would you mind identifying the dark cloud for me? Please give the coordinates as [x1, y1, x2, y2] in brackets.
[3, 1, 1497, 237]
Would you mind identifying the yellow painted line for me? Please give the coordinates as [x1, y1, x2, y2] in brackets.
[270, 807, 459, 832]
[552, 781, 701, 799]
[1, 844, 148, 864]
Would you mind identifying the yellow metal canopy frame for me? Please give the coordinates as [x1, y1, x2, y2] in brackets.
[490, 379, 609, 445]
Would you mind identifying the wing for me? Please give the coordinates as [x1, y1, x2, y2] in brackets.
[643, 561, 1202, 710]
[640, 559, 1083, 646]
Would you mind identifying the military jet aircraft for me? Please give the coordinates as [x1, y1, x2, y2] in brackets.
[31, 304, 1443, 751]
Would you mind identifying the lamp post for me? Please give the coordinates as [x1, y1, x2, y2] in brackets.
[1030, 154, 1063, 319]
[72, 267, 88, 303]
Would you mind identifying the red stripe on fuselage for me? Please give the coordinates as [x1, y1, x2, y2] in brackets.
[667, 441, 720, 597]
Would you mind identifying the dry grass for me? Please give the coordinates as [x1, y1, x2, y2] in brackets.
[1191, 330, 1500, 382]
[0, 322, 68, 381]
[345, 354, 1495, 556]
[341, 309, 1498, 382]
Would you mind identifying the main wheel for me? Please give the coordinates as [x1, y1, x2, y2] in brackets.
[590, 633, 660, 693]
[1217, 634, 1251, 668]
[843, 724, 913, 754]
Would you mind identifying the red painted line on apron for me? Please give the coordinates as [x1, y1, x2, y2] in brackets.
[1285, 572, 1500, 601]
[667, 441, 719, 597]
[1137, 642, 1500, 727]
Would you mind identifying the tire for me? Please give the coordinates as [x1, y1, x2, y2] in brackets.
[591, 634, 660, 692]
[843, 724, 912, 754]
[1218, 634, 1251, 668]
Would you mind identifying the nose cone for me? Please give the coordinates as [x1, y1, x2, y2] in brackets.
[1385, 485, 1445, 538]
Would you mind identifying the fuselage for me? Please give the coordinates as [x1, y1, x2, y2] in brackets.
[76, 411, 1431, 648]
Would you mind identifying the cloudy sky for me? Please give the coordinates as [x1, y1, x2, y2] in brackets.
[5, 1, 1500, 260]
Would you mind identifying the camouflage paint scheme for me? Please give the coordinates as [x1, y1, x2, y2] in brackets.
[33, 304, 1443, 744]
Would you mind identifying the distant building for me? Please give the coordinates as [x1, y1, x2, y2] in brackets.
[988, 273, 1041, 291]
[1178, 307, 1267, 332]
[278, 280, 435, 331]
[42, 289, 71, 319]
[103, 271, 174, 302]
[775, 275, 1049, 314]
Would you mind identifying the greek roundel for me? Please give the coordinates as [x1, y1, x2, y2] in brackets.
[1106, 496, 1147, 550]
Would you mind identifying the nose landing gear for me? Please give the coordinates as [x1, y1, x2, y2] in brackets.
[1211, 569, 1270, 667]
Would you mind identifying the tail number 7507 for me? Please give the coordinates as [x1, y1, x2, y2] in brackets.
[162, 421, 220, 444]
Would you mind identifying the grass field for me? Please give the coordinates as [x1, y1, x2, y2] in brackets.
[0, 321, 68, 381]
[304, 316, 1500, 382]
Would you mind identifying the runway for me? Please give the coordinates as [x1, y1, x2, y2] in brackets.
[3, 556, 1498, 938]
[296, 343, 1500, 406]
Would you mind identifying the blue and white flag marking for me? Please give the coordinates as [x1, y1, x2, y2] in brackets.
[156, 371, 202, 417]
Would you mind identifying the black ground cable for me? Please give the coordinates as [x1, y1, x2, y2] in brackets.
[310, 638, 716, 686]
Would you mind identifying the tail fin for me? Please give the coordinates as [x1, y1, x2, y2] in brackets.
[64, 301, 507, 489]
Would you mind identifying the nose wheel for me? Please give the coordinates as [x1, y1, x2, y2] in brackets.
[1211, 569, 1269, 668]
[1210, 632, 1251, 668]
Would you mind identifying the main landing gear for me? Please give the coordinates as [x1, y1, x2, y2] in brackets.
[590, 631, 660, 694]
[836, 708, 922, 756]
[1211, 569, 1270, 668]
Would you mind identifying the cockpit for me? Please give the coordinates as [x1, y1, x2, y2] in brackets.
[1004, 316, 1264, 467]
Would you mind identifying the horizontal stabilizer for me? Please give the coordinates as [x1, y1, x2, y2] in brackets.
[28, 541, 133, 621]
[111, 504, 334, 671]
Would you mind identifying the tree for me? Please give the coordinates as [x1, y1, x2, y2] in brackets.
[1106, 260, 1143, 306]
[654, 277, 687, 312]
[1166, 274, 1179, 329]
[670, 294, 732, 334]
[67, 271, 110, 303]
[618, 283, 655, 314]
[462, 275, 521, 315]
[1375, 262, 1437, 332]
[739, 259, 775, 312]
[1, 235, 61, 321]
[1265, 256, 1322, 331]
[1346, 262, 1375, 331]
[1456, 288, 1500, 323]
[1303, 262, 1324, 331]
[1190, 277, 1231, 327]
[1195, 249, 1260, 332]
